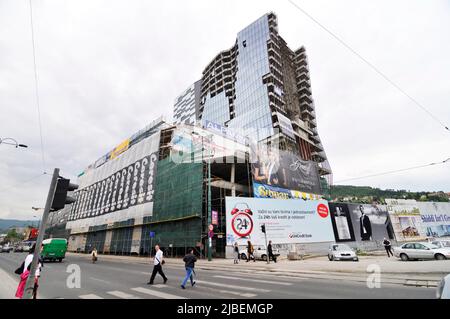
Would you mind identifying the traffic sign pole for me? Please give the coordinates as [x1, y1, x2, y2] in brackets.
[23, 168, 59, 299]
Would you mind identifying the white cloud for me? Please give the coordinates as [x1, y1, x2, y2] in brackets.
[1, 0, 449, 219]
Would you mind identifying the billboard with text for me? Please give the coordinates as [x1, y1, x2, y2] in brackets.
[226, 197, 334, 247]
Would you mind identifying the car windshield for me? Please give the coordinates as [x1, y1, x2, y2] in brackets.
[333, 245, 351, 251]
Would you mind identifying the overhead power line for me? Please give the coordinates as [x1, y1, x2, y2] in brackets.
[334, 157, 450, 184]
[29, 0, 47, 173]
[288, 0, 449, 133]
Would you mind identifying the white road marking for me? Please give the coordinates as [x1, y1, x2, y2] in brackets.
[195, 280, 271, 293]
[152, 284, 166, 288]
[89, 277, 111, 284]
[213, 275, 292, 286]
[131, 287, 186, 299]
[107, 290, 142, 299]
[79, 294, 103, 299]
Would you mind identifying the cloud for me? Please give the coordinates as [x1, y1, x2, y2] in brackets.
[1, 0, 449, 219]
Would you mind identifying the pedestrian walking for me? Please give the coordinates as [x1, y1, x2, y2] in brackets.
[91, 248, 98, 263]
[147, 244, 168, 285]
[181, 248, 197, 289]
[246, 240, 255, 262]
[14, 243, 42, 299]
[233, 242, 240, 264]
[267, 240, 277, 263]
[383, 238, 394, 257]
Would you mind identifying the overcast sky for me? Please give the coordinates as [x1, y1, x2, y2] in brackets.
[1, 0, 449, 220]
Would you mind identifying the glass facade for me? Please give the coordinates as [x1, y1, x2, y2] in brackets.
[229, 15, 273, 140]
[200, 15, 274, 141]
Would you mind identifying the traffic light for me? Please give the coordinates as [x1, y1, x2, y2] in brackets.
[51, 178, 78, 211]
[261, 224, 266, 233]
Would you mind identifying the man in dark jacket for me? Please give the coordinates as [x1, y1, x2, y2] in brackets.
[181, 248, 197, 289]
[359, 205, 372, 241]
[383, 238, 394, 257]
[267, 240, 277, 263]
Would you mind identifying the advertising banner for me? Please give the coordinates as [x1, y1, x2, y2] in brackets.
[253, 182, 322, 201]
[110, 138, 130, 159]
[225, 197, 334, 247]
[329, 203, 394, 243]
[251, 144, 321, 194]
[67, 131, 161, 232]
[417, 202, 450, 238]
[386, 199, 427, 242]
[328, 203, 355, 242]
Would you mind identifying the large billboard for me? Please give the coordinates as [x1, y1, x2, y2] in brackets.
[225, 197, 334, 247]
[385, 199, 427, 242]
[417, 202, 450, 238]
[250, 144, 321, 195]
[329, 203, 393, 243]
[66, 131, 161, 232]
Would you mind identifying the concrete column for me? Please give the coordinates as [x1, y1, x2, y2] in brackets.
[231, 163, 236, 197]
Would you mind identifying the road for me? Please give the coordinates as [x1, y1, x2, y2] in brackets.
[0, 252, 436, 299]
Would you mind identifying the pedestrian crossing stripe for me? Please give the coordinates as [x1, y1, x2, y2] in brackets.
[79, 294, 103, 299]
[195, 280, 271, 293]
[213, 275, 293, 286]
[107, 290, 142, 299]
[131, 287, 186, 299]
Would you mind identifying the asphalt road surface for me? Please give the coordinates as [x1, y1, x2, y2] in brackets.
[0, 252, 436, 299]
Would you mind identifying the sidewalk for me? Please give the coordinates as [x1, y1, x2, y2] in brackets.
[67, 252, 449, 287]
[0, 267, 18, 299]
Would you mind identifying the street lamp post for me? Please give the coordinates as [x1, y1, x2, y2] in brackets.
[207, 142, 212, 262]
[0, 137, 28, 148]
[192, 130, 214, 261]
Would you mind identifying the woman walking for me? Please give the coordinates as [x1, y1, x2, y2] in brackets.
[15, 244, 42, 299]
[233, 242, 240, 264]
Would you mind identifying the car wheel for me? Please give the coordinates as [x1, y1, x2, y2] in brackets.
[328, 255, 334, 261]
[435, 254, 446, 261]
[58, 258, 63, 262]
[354, 258, 359, 262]
[261, 255, 267, 261]
[400, 253, 409, 261]
[241, 253, 247, 260]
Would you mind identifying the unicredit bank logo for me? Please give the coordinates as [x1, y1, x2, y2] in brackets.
[289, 233, 312, 239]
[317, 203, 329, 218]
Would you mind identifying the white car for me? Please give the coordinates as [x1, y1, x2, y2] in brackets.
[328, 244, 359, 261]
[436, 274, 450, 299]
[239, 247, 280, 261]
[393, 242, 450, 261]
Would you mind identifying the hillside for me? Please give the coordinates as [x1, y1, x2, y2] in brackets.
[330, 185, 449, 203]
[0, 219, 37, 233]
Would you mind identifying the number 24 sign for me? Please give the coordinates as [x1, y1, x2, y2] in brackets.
[230, 205, 254, 237]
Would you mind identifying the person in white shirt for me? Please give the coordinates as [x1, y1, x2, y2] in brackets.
[147, 244, 167, 285]
[20, 244, 43, 299]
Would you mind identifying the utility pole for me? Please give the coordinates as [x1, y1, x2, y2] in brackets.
[22, 168, 59, 299]
[207, 137, 212, 262]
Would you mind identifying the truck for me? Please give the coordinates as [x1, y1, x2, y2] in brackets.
[41, 238, 68, 262]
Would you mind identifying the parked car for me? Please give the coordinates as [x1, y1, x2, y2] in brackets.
[393, 242, 450, 261]
[239, 246, 280, 261]
[436, 274, 450, 299]
[41, 238, 68, 262]
[328, 244, 359, 261]
[430, 240, 450, 249]
[13, 245, 24, 252]
[0, 245, 13, 253]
